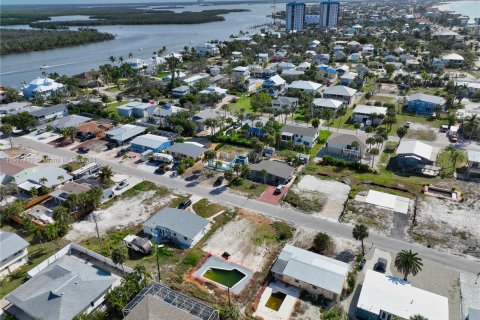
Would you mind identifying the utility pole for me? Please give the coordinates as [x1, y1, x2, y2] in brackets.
[273, 0, 276, 28]
[92, 211, 102, 247]
[156, 245, 161, 283]
[227, 286, 231, 307]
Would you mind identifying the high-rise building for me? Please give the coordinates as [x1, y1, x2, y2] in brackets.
[319, 1, 340, 28]
[286, 2, 306, 32]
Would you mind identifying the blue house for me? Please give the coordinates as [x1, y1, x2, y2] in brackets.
[262, 75, 286, 98]
[129, 133, 172, 153]
[143, 208, 211, 249]
[117, 102, 154, 118]
[406, 93, 446, 116]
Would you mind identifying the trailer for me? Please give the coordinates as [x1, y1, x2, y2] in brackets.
[448, 126, 459, 142]
[123, 235, 153, 255]
[151, 153, 174, 164]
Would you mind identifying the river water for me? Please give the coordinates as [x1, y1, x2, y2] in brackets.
[0, 3, 273, 87]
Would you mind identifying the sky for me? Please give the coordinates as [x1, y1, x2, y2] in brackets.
[1, 0, 263, 5]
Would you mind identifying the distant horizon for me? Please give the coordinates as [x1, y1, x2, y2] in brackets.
[0, 0, 277, 6]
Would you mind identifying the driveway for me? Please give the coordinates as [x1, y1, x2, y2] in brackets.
[258, 185, 287, 205]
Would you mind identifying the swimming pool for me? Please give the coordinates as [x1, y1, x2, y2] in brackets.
[202, 267, 246, 288]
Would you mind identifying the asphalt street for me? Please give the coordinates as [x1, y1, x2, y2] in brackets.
[12, 136, 480, 275]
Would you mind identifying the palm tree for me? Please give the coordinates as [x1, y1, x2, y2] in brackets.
[369, 147, 379, 168]
[221, 104, 229, 119]
[396, 127, 407, 146]
[260, 169, 268, 185]
[352, 224, 369, 255]
[98, 166, 114, 184]
[52, 206, 72, 235]
[463, 114, 479, 139]
[111, 245, 128, 274]
[1, 123, 14, 149]
[335, 106, 347, 132]
[322, 109, 334, 131]
[39, 177, 48, 186]
[45, 223, 59, 250]
[394, 249, 423, 280]
[354, 122, 361, 135]
[108, 56, 116, 64]
[29, 187, 38, 198]
[28, 222, 45, 249]
[203, 150, 216, 164]
[57, 175, 65, 184]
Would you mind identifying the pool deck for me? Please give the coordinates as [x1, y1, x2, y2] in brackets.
[193, 255, 253, 294]
[254, 281, 301, 320]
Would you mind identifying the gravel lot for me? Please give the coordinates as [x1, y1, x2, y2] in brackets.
[291, 175, 350, 220]
[202, 210, 275, 273]
[410, 180, 480, 259]
[66, 190, 176, 241]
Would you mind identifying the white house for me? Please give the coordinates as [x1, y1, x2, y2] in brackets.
[257, 53, 269, 63]
[280, 124, 320, 148]
[22, 77, 65, 100]
[195, 43, 219, 56]
[467, 150, 480, 178]
[442, 53, 464, 67]
[323, 85, 357, 105]
[313, 98, 344, 111]
[271, 245, 349, 302]
[356, 270, 449, 320]
[148, 104, 187, 126]
[0, 231, 29, 279]
[125, 58, 149, 70]
[232, 66, 250, 80]
[143, 208, 211, 249]
[352, 105, 387, 125]
[288, 80, 323, 94]
[362, 44, 375, 56]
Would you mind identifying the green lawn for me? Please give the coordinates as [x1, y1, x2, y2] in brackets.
[192, 199, 225, 218]
[437, 150, 466, 178]
[154, 71, 169, 78]
[229, 96, 252, 114]
[0, 224, 60, 298]
[105, 100, 128, 116]
[327, 108, 354, 130]
[310, 130, 331, 158]
[228, 178, 268, 198]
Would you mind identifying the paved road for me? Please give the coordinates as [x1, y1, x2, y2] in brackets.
[12, 136, 480, 275]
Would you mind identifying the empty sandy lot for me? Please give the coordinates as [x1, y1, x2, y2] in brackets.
[202, 210, 275, 273]
[290, 175, 350, 220]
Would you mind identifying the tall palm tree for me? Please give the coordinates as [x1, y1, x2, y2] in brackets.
[352, 224, 369, 255]
[111, 245, 128, 274]
[39, 177, 48, 186]
[396, 127, 407, 147]
[1, 123, 14, 149]
[260, 169, 268, 185]
[57, 175, 65, 184]
[45, 223, 59, 250]
[28, 222, 45, 249]
[409, 315, 428, 320]
[394, 250, 423, 280]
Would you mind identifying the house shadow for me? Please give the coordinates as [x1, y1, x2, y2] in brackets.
[335, 250, 356, 263]
[186, 181, 199, 188]
[347, 284, 362, 318]
[209, 186, 227, 195]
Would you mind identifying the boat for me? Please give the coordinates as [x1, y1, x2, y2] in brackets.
[40, 65, 50, 69]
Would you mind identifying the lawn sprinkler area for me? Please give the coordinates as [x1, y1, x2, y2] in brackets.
[193, 256, 253, 294]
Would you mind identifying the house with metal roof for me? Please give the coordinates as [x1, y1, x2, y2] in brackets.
[143, 208, 211, 249]
[117, 101, 155, 118]
[50, 181, 91, 204]
[165, 142, 208, 161]
[50, 114, 91, 130]
[467, 150, 480, 178]
[271, 245, 349, 301]
[171, 85, 190, 97]
[406, 93, 446, 116]
[0, 160, 37, 185]
[123, 282, 219, 320]
[313, 98, 344, 111]
[148, 104, 187, 126]
[0, 231, 29, 279]
[29, 104, 68, 123]
[352, 105, 387, 125]
[288, 80, 323, 94]
[0, 102, 31, 115]
[281, 124, 320, 148]
[22, 77, 65, 100]
[263, 75, 286, 98]
[396, 140, 438, 169]
[322, 85, 357, 105]
[5, 243, 125, 320]
[442, 53, 464, 67]
[340, 71, 360, 87]
[316, 65, 338, 82]
[129, 134, 172, 153]
[192, 109, 220, 132]
[249, 160, 295, 185]
[325, 132, 367, 160]
[356, 270, 448, 320]
[272, 96, 299, 111]
[16, 165, 73, 192]
[106, 124, 146, 146]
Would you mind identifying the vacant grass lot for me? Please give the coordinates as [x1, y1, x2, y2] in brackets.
[437, 150, 466, 178]
[105, 100, 128, 116]
[229, 178, 268, 198]
[229, 96, 252, 114]
[192, 199, 225, 218]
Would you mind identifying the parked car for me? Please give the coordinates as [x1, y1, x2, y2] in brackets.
[213, 176, 224, 187]
[77, 146, 90, 154]
[115, 180, 129, 190]
[440, 125, 449, 133]
[359, 258, 366, 270]
[18, 153, 32, 159]
[404, 122, 411, 128]
[107, 142, 117, 150]
[36, 128, 47, 135]
[154, 167, 165, 175]
[273, 184, 284, 195]
[116, 148, 129, 157]
[178, 198, 192, 209]
[374, 257, 387, 273]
